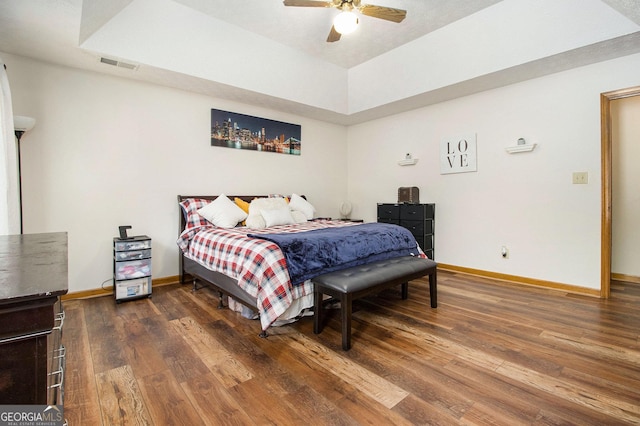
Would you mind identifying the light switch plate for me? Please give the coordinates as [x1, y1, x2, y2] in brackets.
[572, 172, 588, 184]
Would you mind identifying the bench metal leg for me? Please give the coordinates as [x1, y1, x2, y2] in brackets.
[401, 282, 408, 300]
[342, 293, 352, 351]
[429, 268, 437, 308]
[313, 289, 323, 334]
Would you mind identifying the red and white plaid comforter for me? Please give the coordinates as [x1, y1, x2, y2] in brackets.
[177, 220, 357, 330]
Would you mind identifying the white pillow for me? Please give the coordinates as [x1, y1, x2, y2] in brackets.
[245, 214, 266, 230]
[246, 197, 292, 230]
[291, 210, 308, 224]
[196, 194, 247, 228]
[261, 207, 295, 227]
[289, 193, 315, 220]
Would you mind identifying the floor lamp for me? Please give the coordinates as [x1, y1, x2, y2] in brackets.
[13, 115, 36, 234]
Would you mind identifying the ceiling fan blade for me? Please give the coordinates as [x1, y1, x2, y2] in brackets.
[283, 0, 335, 7]
[359, 5, 407, 23]
[327, 25, 341, 42]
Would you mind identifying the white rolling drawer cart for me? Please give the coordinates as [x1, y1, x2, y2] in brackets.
[113, 235, 152, 303]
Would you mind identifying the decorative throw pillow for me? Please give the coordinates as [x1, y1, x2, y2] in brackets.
[197, 194, 248, 228]
[261, 207, 295, 227]
[246, 197, 293, 229]
[289, 193, 315, 220]
[245, 214, 266, 230]
[234, 197, 250, 214]
[291, 210, 308, 224]
[180, 198, 212, 230]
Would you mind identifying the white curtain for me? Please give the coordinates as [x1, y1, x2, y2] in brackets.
[0, 57, 20, 235]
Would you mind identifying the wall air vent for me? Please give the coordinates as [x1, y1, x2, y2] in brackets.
[99, 57, 139, 71]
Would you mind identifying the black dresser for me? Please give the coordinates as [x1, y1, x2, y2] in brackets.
[0, 232, 68, 405]
[377, 203, 435, 259]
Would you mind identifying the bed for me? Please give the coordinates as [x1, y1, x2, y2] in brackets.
[177, 194, 425, 333]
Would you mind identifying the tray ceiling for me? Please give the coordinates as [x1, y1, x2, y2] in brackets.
[1, 0, 639, 124]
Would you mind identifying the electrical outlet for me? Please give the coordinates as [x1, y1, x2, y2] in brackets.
[572, 172, 588, 184]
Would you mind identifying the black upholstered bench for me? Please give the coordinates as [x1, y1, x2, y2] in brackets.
[312, 256, 437, 350]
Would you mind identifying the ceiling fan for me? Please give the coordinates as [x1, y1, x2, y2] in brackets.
[283, 0, 407, 42]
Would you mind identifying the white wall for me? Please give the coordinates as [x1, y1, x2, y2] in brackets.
[6, 51, 640, 294]
[4, 53, 348, 294]
[612, 95, 640, 277]
[347, 53, 640, 290]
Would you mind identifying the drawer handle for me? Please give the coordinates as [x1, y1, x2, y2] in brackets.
[49, 346, 66, 391]
[54, 346, 66, 360]
[53, 310, 65, 331]
[48, 367, 64, 389]
[48, 344, 66, 406]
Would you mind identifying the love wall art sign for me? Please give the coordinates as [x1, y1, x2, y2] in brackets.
[440, 133, 477, 174]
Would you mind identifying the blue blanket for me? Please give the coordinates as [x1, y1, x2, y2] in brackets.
[248, 223, 421, 285]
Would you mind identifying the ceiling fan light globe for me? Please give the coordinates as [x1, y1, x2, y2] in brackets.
[333, 11, 359, 35]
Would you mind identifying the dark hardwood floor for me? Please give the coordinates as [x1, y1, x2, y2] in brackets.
[62, 272, 640, 425]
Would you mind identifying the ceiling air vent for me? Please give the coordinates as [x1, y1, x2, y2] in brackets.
[99, 57, 139, 71]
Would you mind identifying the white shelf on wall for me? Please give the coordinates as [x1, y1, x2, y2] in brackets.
[398, 158, 418, 166]
[505, 144, 536, 153]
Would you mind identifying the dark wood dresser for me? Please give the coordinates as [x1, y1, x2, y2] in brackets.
[0, 232, 68, 405]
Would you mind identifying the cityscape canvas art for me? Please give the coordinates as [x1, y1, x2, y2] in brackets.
[211, 109, 301, 155]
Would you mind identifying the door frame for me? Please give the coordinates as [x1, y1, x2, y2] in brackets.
[600, 85, 640, 297]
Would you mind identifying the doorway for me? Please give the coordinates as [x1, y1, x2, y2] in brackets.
[600, 86, 640, 297]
